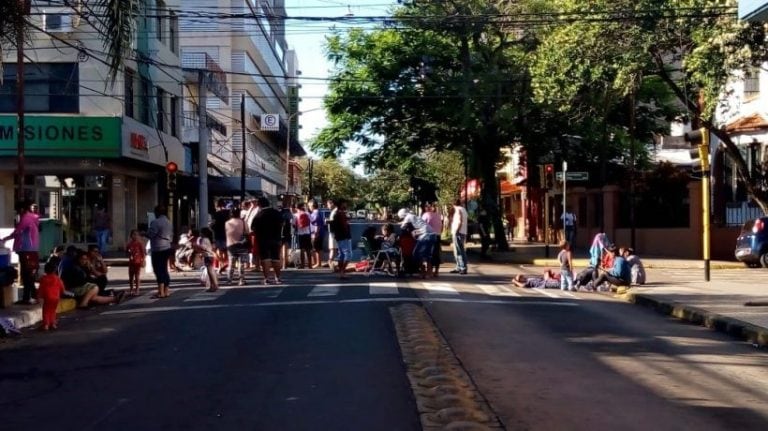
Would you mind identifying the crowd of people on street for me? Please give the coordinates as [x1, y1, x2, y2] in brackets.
[0, 192, 653, 334]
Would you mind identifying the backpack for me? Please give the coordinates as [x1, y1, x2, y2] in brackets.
[297, 212, 310, 229]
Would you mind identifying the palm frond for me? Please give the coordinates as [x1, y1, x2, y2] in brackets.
[94, 0, 142, 85]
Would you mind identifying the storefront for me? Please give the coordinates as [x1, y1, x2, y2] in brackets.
[0, 115, 179, 252]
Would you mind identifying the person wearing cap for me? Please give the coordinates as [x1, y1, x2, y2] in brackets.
[397, 207, 437, 278]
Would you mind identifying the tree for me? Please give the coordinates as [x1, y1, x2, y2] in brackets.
[529, 0, 768, 212]
[301, 158, 362, 205]
[314, 1, 547, 251]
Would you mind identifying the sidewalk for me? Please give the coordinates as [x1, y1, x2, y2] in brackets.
[2, 243, 767, 348]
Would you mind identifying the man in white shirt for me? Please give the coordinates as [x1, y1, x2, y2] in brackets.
[397, 207, 437, 278]
[561, 206, 577, 244]
[450, 199, 468, 274]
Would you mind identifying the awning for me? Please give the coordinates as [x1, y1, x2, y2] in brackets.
[500, 180, 522, 195]
[179, 175, 267, 197]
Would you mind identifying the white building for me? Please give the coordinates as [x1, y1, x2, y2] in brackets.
[179, 0, 304, 206]
[0, 0, 185, 251]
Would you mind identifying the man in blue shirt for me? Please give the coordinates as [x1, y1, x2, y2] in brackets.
[308, 199, 326, 269]
[592, 246, 630, 289]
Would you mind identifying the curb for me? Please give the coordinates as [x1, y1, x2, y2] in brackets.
[527, 258, 744, 270]
[619, 292, 768, 347]
[5, 298, 76, 330]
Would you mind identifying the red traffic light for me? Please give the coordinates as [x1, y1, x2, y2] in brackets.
[545, 164, 554, 173]
[166, 161, 179, 173]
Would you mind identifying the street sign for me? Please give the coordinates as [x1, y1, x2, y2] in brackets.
[556, 171, 589, 181]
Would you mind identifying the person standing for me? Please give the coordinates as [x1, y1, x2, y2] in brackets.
[397, 207, 437, 278]
[421, 203, 443, 277]
[93, 205, 111, 254]
[148, 204, 173, 298]
[506, 212, 517, 242]
[558, 240, 575, 291]
[325, 199, 338, 271]
[1, 201, 40, 304]
[225, 208, 248, 286]
[308, 199, 325, 269]
[251, 197, 284, 284]
[210, 199, 230, 274]
[450, 199, 468, 275]
[294, 202, 312, 269]
[243, 198, 260, 270]
[126, 229, 146, 296]
[561, 206, 577, 244]
[329, 200, 352, 279]
[37, 261, 65, 330]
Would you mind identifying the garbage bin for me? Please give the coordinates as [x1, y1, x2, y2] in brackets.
[39, 218, 63, 257]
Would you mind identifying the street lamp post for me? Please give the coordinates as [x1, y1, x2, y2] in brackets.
[285, 111, 301, 195]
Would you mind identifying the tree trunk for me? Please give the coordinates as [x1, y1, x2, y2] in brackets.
[476, 140, 509, 252]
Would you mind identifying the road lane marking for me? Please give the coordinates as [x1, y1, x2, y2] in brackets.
[100, 297, 580, 315]
[533, 288, 560, 298]
[422, 282, 460, 295]
[369, 282, 399, 295]
[475, 283, 520, 297]
[307, 284, 341, 297]
[184, 289, 226, 302]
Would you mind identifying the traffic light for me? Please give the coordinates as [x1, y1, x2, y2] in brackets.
[544, 164, 555, 189]
[166, 161, 178, 191]
[684, 128, 710, 172]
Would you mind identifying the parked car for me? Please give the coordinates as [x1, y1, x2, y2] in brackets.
[356, 209, 367, 219]
[735, 217, 768, 267]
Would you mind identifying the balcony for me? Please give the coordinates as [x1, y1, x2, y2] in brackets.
[182, 110, 228, 144]
[182, 52, 229, 103]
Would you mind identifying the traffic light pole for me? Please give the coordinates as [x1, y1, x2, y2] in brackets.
[544, 192, 550, 258]
[699, 138, 711, 282]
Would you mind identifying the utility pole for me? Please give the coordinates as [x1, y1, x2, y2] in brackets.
[285, 117, 291, 195]
[197, 70, 209, 229]
[241, 94, 246, 204]
[16, 0, 29, 202]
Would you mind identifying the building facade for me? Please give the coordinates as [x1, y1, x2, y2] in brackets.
[179, 0, 303, 210]
[0, 0, 184, 251]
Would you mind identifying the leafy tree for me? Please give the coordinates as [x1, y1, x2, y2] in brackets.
[529, 0, 768, 212]
[301, 158, 362, 205]
[314, 1, 548, 251]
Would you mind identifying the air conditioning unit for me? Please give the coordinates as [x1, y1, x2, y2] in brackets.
[44, 12, 73, 33]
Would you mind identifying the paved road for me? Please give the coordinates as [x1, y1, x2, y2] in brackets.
[2, 266, 767, 430]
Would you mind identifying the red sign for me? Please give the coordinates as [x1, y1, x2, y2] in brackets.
[130, 133, 148, 151]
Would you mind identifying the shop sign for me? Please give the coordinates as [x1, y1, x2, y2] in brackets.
[130, 132, 149, 152]
[0, 115, 121, 158]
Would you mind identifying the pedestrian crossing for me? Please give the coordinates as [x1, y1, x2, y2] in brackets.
[118, 280, 589, 308]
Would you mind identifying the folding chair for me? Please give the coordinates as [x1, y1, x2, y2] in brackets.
[369, 247, 399, 277]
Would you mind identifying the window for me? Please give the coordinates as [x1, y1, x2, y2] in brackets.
[124, 69, 135, 118]
[139, 78, 150, 125]
[170, 95, 179, 138]
[169, 11, 178, 53]
[745, 67, 760, 98]
[156, 87, 166, 132]
[156, 0, 165, 42]
[0, 63, 79, 113]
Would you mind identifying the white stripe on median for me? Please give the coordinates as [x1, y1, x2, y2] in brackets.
[422, 282, 460, 295]
[307, 284, 341, 297]
[475, 283, 520, 297]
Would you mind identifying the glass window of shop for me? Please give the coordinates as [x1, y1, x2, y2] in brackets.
[24, 175, 110, 245]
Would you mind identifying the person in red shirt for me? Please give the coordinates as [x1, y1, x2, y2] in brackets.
[38, 261, 65, 330]
[126, 229, 146, 296]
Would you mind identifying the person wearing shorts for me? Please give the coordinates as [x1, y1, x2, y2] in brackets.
[252, 197, 284, 285]
[325, 199, 338, 271]
[329, 200, 351, 279]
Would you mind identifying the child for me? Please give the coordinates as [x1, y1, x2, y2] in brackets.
[558, 240, 575, 291]
[126, 229, 146, 296]
[38, 261, 65, 330]
[46, 245, 65, 273]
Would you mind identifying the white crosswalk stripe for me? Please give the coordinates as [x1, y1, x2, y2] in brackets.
[532, 288, 561, 298]
[184, 289, 226, 302]
[475, 283, 521, 297]
[307, 284, 342, 297]
[369, 282, 400, 295]
[421, 282, 460, 295]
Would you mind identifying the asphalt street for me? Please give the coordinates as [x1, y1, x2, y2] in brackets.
[1, 266, 768, 430]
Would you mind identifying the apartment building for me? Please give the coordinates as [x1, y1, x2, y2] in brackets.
[180, 0, 304, 207]
[0, 0, 184, 251]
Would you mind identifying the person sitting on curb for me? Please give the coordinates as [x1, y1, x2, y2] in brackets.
[61, 250, 123, 308]
[87, 244, 110, 295]
[621, 247, 646, 285]
[591, 246, 630, 291]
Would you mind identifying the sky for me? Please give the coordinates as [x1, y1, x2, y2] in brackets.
[284, 0, 398, 160]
